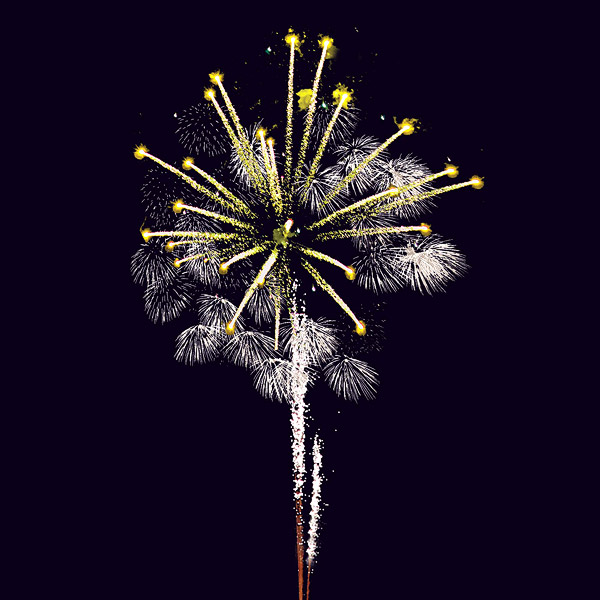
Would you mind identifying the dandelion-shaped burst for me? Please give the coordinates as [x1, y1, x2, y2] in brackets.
[132, 30, 482, 599]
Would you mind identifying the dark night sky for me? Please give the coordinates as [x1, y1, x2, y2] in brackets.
[39, 11, 543, 600]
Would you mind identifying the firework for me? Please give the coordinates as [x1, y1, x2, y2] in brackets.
[132, 30, 483, 598]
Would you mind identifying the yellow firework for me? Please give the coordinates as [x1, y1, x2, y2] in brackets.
[133, 32, 483, 349]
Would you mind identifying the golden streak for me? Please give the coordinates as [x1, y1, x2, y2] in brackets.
[284, 33, 296, 194]
[318, 123, 413, 210]
[374, 180, 478, 216]
[302, 91, 349, 199]
[208, 94, 265, 191]
[174, 202, 257, 232]
[293, 244, 355, 279]
[186, 159, 254, 217]
[313, 224, 431, 242]
[445, 163, 459, 178]
[174, 252, 212, 268]
[301, 258, 364, 332]
[228, 248, 280, 331]
[141, 151, 241, 214]
[309, 168, 452, 230]
[220, 244, 270, 273]
[294, 39, 330, 186]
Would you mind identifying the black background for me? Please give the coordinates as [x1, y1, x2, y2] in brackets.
[28, 10, 548, 600]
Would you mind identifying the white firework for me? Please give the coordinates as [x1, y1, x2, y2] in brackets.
[323, 354, 379, 402]
[174, 323, 223, 365]
[396, 235, 469, 294]
[143, 276, 194, 325]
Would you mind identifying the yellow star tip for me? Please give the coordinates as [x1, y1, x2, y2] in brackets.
[256, 128, 266, 138]
[182, 157, 194, 170]
[319, 36, 332, 49]
[285, 32, 297, 45]
[225, 321, 236, 335]
[173, 201, 184, 214]
[420, 223, 432, 237]
[173, 259, 182, 268]
[165, 241, 175, 252]
[140, 228, 152, 242]
[355, 320, 366, 336]
[470, 175, 484, 189]
[345, 266, 356, 281]
[284, 218, 294, 232]
[209, 71, 223, 84]
[134, 144, 148, 160]
[257, 278, 265, 288]
[204, 88, 216, 101]
[399, 117, 418, 135]
[219, 263, 229, 274]
[445, 163, 459, 178]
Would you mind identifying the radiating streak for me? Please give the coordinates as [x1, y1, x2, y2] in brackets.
[184, 160, 254, 217]
[294, 39, 330, 187]
[314, 225, 430, 242]
[142, 229, 239, 241]
[300, 258, 363, 331]
[318, 124, 411, 209]
[220, 244, 269, 272]
[174, 201, 257, 232]
[373, 180, 478, 216]
[302, 93, 348, 198]
[207, 92, 265, 190]
[138, 150, 241, 214]
[267, 138, 284, 204]
[227, 248, 280, 333]
[284, 34, 296, 195]
[293, 244, 355, 278]
[307, 168, 458, 230]
[173, 252, 210, 268]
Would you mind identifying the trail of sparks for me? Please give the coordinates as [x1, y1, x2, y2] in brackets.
[284, 33, 297, 197]
[294, 38, 331, 188]
[301, 258, 365, 335]
[317, 119, 415, 210]
[306, 434, 324, 600]
[314, 224, 431, 242]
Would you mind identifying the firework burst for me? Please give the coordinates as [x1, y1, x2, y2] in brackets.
[132, 29, 483, 599]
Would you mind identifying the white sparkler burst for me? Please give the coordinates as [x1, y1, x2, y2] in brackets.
[396, 235, 469, 295]
[322, 354, 379, 402]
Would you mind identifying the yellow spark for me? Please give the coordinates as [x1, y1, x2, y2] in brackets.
[345, 266, 356, 281]
[182, 157, 194, 170]
[301, 258, 364, 333]
[134, 144, 148, 160]
[209, 70, 223, 84]
[355, 320, 366, 336]
[420, 223, 432, 236]
[204, 88, 216, 100]
[332, 84, 353, 108]
[285, 32, 298, 46]
[141, 227, 151, 241]
[173, 252, 212, 268]
[470, 175, 484, 189]
[225, 321, 236, 335]
[445, 163, 459, 178]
